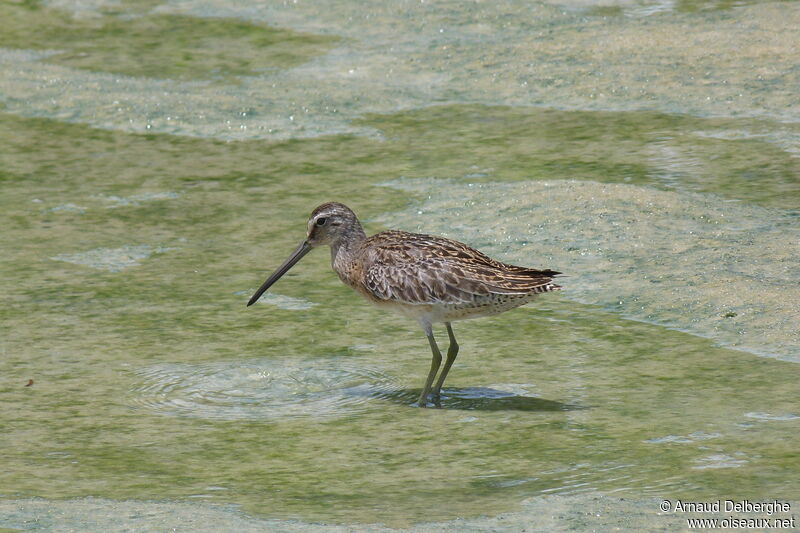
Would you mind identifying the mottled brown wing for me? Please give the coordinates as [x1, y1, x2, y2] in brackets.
[363, 256, 485, 304]
[360, 231, 560, 305]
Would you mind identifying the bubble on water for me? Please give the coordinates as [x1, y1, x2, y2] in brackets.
[51, 244, 174, 272]
[744, 412, 800, 421]
[253, 292, 318, 310]
[46, 203, 86, 214]
[645, 432, 721, 444]
[349, 343, 377, 351]
[131, 357, 400, 420]
[691, 453, 748, 470]
[97, 191, 180, 208]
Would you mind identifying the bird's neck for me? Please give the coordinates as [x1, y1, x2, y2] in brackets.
[330, 224, 367, 277]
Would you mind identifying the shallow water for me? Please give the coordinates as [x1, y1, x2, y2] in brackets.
[131, 357, 400, 420]
[1, 0, 798, 530]
[379, 178, 800, 361]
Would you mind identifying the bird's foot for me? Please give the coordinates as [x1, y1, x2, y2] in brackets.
[416, 395, 443, 408]
[417, 391, 444, 408]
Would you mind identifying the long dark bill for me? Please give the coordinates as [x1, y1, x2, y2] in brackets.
[247, 240, 312, 306]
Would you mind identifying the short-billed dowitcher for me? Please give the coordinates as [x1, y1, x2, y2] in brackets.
[248, 202, 561, 407]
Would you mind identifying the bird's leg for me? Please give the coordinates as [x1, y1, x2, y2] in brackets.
[418, 326, 442, 407]
[431, 322, 459, 403]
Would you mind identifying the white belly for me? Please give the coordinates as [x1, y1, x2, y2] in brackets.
[367, 293, 538, 325]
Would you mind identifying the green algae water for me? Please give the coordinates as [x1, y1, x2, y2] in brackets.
[1, 1, 799, 531]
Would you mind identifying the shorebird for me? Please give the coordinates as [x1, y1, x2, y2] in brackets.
[247, 202, 561, 407]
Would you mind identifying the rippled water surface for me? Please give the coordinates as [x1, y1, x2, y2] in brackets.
[1, 0, 798, 530]
[132, 357, 403, 420]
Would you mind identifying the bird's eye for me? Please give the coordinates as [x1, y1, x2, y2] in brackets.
[315, 217, 327, 227]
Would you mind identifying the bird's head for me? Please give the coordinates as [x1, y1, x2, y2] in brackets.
[247, 202, 362, 306]
[305, 202, 360, 247]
